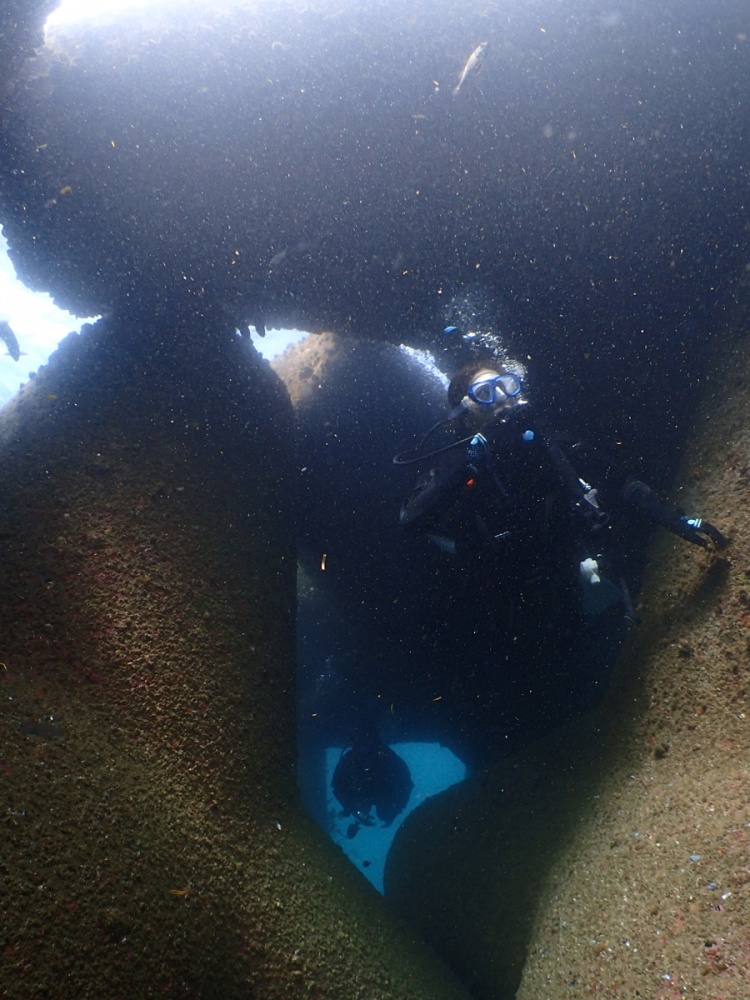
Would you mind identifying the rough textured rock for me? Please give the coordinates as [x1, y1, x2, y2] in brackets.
[386, 277, 750, 999]
[2, 0, 745, 512]
[513, 281, 750, 998]
[0, 1, 56, 101]
[272, 333, 455, 744]
[1, 0, 747, 356]
[1, 3, 750, 996]
[0, 305, 470, 1000]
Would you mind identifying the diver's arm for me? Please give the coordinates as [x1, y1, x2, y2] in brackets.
[539, 433, 612, 528]
[622, 480, 728, 549]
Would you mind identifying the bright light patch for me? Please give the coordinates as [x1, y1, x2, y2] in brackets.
[0, 232, 303, 406]
[0, 231, 97, 408]
[325, 742, 466, 894]
[46, 0, 198, 30]
[255, 328, 309, 360]
[47, 0, 154, 27]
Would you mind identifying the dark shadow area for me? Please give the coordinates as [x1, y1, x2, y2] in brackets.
[282, 308, 730, 994]
[284, 323, 688, 781]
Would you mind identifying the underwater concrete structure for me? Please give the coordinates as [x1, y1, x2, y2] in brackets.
[0, 300, 470, 998]
[1, 0, 750, 997]
[2, 0, 747, 363]
[386, 275, 750, 997]
[512, 282, 750, 997]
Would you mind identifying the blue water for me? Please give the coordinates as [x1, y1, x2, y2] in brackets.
[324, 742, 466, 894]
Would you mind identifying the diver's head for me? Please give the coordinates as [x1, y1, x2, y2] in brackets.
[393, 355, 527, 466]
[448, 361, 525, 428]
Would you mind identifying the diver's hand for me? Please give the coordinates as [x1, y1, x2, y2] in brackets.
[623, 482, 728, 549]
[677, 516, 729, 550]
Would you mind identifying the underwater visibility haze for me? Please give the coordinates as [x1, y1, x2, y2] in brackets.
[1, 0, 750, 997]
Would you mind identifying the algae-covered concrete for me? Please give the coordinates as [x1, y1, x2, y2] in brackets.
[3, 0, 746, 360]
[0, 306, 470, 1000]
[513, 286, 750, 997]
[387, 283, 750, 998]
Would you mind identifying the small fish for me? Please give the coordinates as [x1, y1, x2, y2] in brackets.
[453, 41, 488, 97]
[0, 321, 20, 361]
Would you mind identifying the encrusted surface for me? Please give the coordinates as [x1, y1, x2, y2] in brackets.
[0, 316, 469, 999]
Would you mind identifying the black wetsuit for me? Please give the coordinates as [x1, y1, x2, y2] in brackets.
[400, 403, 725, 632]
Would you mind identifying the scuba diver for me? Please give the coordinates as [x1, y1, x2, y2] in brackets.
[332, 718, 414, 836]
[395, 355, 727, 636]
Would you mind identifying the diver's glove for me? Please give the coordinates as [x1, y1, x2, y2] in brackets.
[675, 516, 728, 550]
[623, 480, 728, 549]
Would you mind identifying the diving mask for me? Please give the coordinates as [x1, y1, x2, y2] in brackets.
[467, 373, 522, 405]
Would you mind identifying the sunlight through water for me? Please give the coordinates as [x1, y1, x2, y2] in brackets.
[46, 0, 204, 30]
